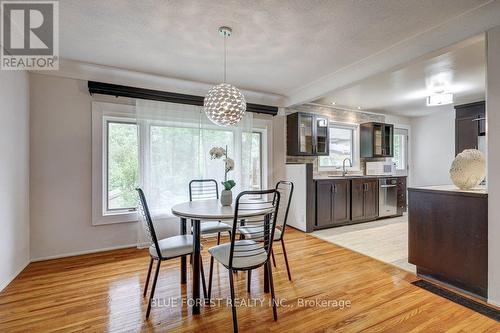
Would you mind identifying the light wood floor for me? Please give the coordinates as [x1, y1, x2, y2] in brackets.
[313, 215, 416, 273]
[0, 228, 498, 332]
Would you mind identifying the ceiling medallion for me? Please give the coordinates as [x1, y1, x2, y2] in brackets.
[204, 26, 246, 127]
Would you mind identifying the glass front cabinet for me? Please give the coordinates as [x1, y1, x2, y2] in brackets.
[287, 112, 329, 156]
[360, 122, 394, 158]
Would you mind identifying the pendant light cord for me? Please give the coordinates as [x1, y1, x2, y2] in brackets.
[223, 35, 227, 83]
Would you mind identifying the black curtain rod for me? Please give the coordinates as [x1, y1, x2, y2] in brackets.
[87, 81, 278, 116]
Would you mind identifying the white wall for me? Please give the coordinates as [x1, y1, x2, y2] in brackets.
[0, 71, 30, 291]
[486, 26, 500, 306]
[30, 74, 138, 260]
[410, 108, 455, 187]
[271, 109, 287, 184]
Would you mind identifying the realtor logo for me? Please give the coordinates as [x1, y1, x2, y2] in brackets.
[1, 0, 58, 70]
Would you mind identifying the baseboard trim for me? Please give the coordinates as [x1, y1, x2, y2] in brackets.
[30, 243, 139, 262]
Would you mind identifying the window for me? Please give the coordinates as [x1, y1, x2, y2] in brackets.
[106, 121, 139, 211]
[318, 123, 359, 170]
[92, 102, 267, 225]
[393, 128, 408, 174]
[147, 125, 234, 213]
[242, 132, 263, 190]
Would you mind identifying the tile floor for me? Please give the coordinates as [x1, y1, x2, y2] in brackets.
[312, 214, 416, 273]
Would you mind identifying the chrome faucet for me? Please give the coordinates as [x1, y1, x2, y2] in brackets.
[342, 158, 352, 177]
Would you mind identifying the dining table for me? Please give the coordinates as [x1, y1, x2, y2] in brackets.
[171, 198, 273, 314]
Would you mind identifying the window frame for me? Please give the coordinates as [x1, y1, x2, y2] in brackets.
[92, 102, 138, 225]
[318, 122, 360, 171]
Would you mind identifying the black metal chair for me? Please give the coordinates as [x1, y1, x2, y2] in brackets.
[189, 179, 233, 242]
[137, 188, 207, 319]
[238, 181, 294, 282]
[207, 189, 281, 333]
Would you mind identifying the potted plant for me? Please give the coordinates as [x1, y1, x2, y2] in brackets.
[209, 146, 236, 206]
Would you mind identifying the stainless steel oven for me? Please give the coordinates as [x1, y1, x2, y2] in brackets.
[379, 178, 398, 217]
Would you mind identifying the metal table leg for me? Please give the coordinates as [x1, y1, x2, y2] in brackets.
[192, 219, 201, 314]
[180, 217, 187, 284]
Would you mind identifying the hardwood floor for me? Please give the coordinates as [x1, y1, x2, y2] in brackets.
[0, 228, 498, 332]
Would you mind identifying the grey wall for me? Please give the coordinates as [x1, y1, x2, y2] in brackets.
[29, 73, 138, 260]
[0, 71, 30, 291]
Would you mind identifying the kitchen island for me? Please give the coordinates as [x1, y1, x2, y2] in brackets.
[408, 185, 488, 299]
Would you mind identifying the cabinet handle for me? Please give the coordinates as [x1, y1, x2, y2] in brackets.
[334, 184, 338, 194]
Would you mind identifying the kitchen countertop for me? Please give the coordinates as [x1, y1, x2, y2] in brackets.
[408, 184, 487, 196]
[313, 174, 407, 180]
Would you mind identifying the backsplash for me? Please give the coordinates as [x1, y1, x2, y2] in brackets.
[285, 104, 387, 178]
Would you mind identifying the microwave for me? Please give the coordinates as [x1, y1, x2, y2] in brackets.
[365, 161, 395, 176]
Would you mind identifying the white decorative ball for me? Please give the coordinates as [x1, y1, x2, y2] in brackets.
[204, 83, 246, 126]
[449, 149, 486, 190]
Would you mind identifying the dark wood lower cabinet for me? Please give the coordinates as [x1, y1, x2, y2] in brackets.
[397, 177, 407, 215]
[351, 178, 378, 222]
[314, 176, 405, 230]
[408, 188, 488, 299]
[315, 180, 350, 228]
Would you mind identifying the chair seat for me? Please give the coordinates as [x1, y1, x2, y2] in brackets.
[193, 221, 232, 234]
[208, 240, 268, 269]
[149, 235, 194, 259]
[238, 226, 282, 241]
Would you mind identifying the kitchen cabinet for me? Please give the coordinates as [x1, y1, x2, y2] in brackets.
[397, 177, 407, 215]
[315, 180, 350, 228]
[287, 112, 329, 156]
[351, 178, 378, 222]
[360, 122, 394, 158]
[408, 187, 488, 298]
[455, 101, 485, 155]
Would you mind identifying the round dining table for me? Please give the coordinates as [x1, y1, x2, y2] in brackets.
[171, 199, 273, 314]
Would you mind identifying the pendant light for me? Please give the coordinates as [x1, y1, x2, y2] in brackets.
[204, 26, 246, 127]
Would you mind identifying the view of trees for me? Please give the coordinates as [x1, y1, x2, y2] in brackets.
[107, 122, 262, 212]
[107, 122, 139, 209]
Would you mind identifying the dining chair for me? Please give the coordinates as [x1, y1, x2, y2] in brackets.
[207, 189, 281, 333]
[238, 181, 294, 283]
[189, 179, 233, 243]
[136, 188, 207, 319]
[189, 179, 233, 297]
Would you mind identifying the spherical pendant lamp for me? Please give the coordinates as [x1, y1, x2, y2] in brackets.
[204, 27, 246, 127]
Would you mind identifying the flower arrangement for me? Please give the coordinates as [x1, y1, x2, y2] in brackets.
[209, 146, 236, 191]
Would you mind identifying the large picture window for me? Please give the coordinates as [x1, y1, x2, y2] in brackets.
[318, 123, 359, 170]
[92, 102, 267, 225]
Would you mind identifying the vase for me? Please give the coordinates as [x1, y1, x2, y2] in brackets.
[449, 149, 486, 190]
[220, 189, 233, 206]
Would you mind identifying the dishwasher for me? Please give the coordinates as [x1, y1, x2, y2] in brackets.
[379, 178, 398, 217]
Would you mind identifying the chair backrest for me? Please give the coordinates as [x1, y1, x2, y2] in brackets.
[189, 179, 219, 201]
[136, 188, 162, 260]
[275, 181, 294, 237]
[228, 189, 281, 270]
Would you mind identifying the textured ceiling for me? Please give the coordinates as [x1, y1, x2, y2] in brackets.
[59, 0, 491, 97]
[314, 36, 486, 117]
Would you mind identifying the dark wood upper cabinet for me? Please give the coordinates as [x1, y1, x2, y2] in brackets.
[455, 101, 485, 155]
[287, 112, 329, 156]
[315, 179, 350, 228]
[360, 122, 394, 158]
[351, 178, 378, 222]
